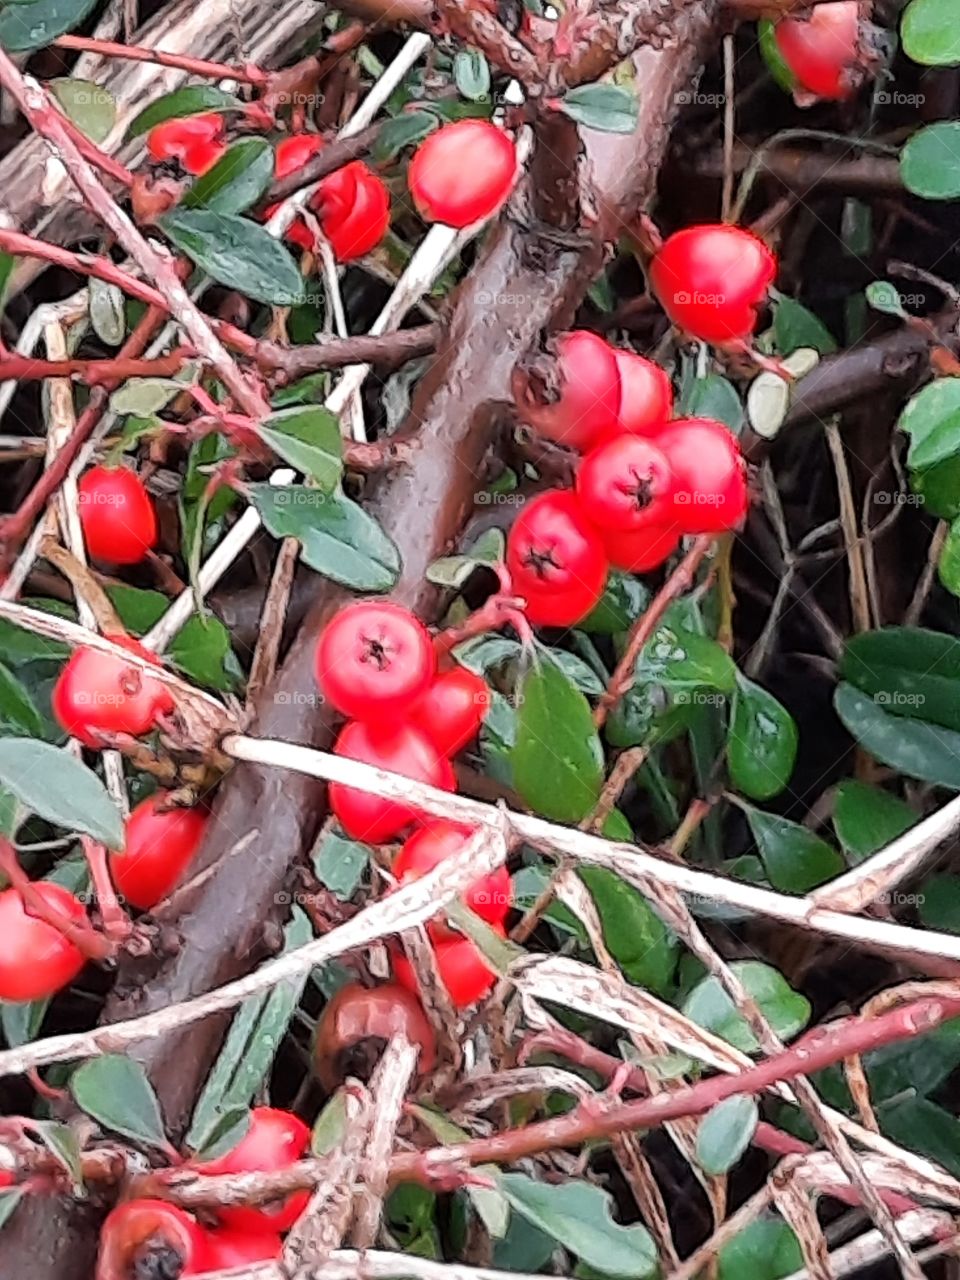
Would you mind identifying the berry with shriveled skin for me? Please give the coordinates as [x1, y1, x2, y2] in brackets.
[96, 1199, 211, 1280]
[313, 981, 437, 1092]
[513, 331, 622, 452]
[147, 113, 226, 176]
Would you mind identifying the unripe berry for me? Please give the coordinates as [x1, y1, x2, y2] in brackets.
[408, 120, 517, 228]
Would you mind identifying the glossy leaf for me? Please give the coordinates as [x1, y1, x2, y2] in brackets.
[772, 296, 837, 356]
[833, 780, 916, 862]
[580, 572, 650, 634]
[257, 405, 343, 492]
[842, 626, 960, 731]
[683, 961, 811, 1052]
[0, 739, 123, 847]
[727, 674, 797, 800]
[560, 84, 638, 134]
[920, 875, 960, 934]
[579, 866, 679, 996]
[373, 111, 438, 161]
[835, 682, 960, 789]
[902, 0, 960, 66]
[901, 123, 960, 199]
[696, 1095, 759, 1174]
[0, 662, 44, 737]
[0, 0, 98, 50]
[745, 808, 843, 893]
[159, 209, 304, 307]
[129, 86, 243, 136]
[898, 378, 960, 471]
[70, 1055, 168, 1151]
[183, 137, 274, 215]
[940, 517, 960, 597]
[719, 1218, 802, 1280]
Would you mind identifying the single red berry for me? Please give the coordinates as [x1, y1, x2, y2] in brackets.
[110, 792, 208, 911]
[196, 1107, 310, 1235]
[78, 465, 157, 565]
[330, 721, 456, 844]
[147, 113, 226, 176]
[576, 435, 677, 534]
[506, 489, 608, 627]
[0, 883, 87, 1002]
[315, 601, 436, 720]
[650, 225, 777, 345]
[514, 331, 622, 452]
[52, 635, 174, 748]
[410, 666, 489, 757]
[392, 924, 503, 1008]
[275, 133, 325, 179]
[313, 982, 437, 1092]
[600, 523, 680, 573]
[774, 2, 863, 102]
[394, 821, 512, 937]
[202, 1227, 283, 1268]
[656, 417, 748, 533]
[613, 349, 674, 436]
[97, 1200, 211, 1280]
[316, 161, 391, 262]
[408, 119, 516, 228]
[0, 1171, 14, 1188]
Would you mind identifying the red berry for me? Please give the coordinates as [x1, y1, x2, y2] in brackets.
[275, 133, 325, 178]
[315, 601, 436, 720]
[330, 721, 456, 844]
[408, 120, 516, 228]
[0, 1171, 14, 1188]
[774, 2, 862, 101]
[110, 792, 208, 911]
[600, 523, 680, 573]
[514, 331, 622, 452]
[316, 161, 390, 262]
[0, 883, 87, 1002]
[576, 435, 677, 533]
[656, 417, 748, 533]
[197, 1107, 310, 1235]
[410, 666, 489, 757]
[78, 465, 157, 565]
[96, 1200, 211, 1280]
[650, 225, 777, 345]
[394, 821, 511, 935]
[52, 635, 174, 748]
[147, 113, 226, 176]
[506, 489, 608, 627]
[314, 982, 437, 1091]
[613, 349, 674, 436]
[392, 925, 503, 1008]
[202, 1228, 283, 1268]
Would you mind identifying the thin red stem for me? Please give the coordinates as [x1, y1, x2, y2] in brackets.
[0, 840, 114, 962]
[53, 35, 268, 86]
[81, 838, 132, 944]
[0, 351, 190, 384]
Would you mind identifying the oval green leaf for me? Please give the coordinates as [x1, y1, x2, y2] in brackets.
[455, 48, 491, 101]
[50, 78, 116, 143]
[158, 209, 304, 307]
[834, 682, 960, 790]
[940, 517, 960, 598]
[0, 0, 98, 51]
[727, 675, 797, 801]
[560, 84, 638, 134]
[70, 1055, 168, 1151]
[898, 378, 960, 471]
[902, 0, 960, 66]
[833, 779, 916, 862]
[257, 405, 343, 492]
[696, 1094, 759, 1175]
[745, 807, 844, 893]
[0, 738, 122, 847]
[682, 960, 811, 1052]
[129, 86, 243, 137]
[901, 123, 960, 199]
[183, 137, 275, 216]
[842, 626, 960, 731]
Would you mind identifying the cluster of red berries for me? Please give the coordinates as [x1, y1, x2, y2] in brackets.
[96, 1108, 309, 1278]
[315, 599, 512, 1007]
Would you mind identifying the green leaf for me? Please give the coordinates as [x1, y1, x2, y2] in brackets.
[902, 0, 960, 66]
[250, 485, 400, 592]
[901, 123, 960, 199]
[29, 1120, 82, 1188]
[835, 682, 960, 789]
[50, 78, 116, 142]
[745, 808, 843, 894]
[727, 674, 797, 800]
[719, 1218, 802, 1280]
[0, 739, 123, 847]
[0, 600, 72, 663]
[833, 780, 916, 862]
[898, 378, 960, 471]
[920, 875, 960, 933]
[172, 615, 241, 692]
[0, 1188, 23, 1231]
[578, 866, 679, 997]
[580, 572, 649, 634]
[373, 111, 438, 162]
[681, 374, 744, 432]
[427, 528, 504, 590]
[183, 137, 274, 216]
[511, 655, 604, 823]
[0, 662, 44, 737]
[89, 279, 126, 347]
[880, 1095, 960, 1177]
[312, 830, 369, 900]
[842, 626, 960, 731]
[940, 518, 960, 597]
[758, 19, 797, 93]
[109, 376, 184, 417]
[257, 405, 343, 491]
[682, 961, 810, 1052]
[410, 1105, 510, 1238]
[2, 996, 48, 1048]
[696, 1095, 759, 1175]
[0, 0, 98, 50]
[499, 1173, 656, 1278]
[70, 1055, 168, 1151]
[560, 84, 638, 134]
[910, 455, 960, 519]
[772, 296, 837, 356]
[637, 623, 736, 694]
[158, 209, 304, 307]
[129, 86, 243, 136]
[866, 280, 909, 319]
[454, 48, 491, 101]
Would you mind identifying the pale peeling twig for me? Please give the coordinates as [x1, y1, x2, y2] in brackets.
[190, 1248, 576, 1280]
[772, 1169, 832, 1280]
[352, 1036, 420, 1247]
[779, 1210, 947, 1280]
[825, 418, 872, 633]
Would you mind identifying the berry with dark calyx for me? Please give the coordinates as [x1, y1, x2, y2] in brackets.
[408, 119, 517, 228]
[613, 349, 674, 436]
[657, 417, 748, 534]
[147, 113, 226, 176]
[394, 821, 512, 935]
[768, 2, 865, 103]
[600, 522, 680, 574]
[392, 925, 504, 1009]
[576, 435, 677, 533]
[315, 600, 436, 720]
[110, 792, 208, 911]
[202, 1227, 283, 1269]
[195, 1107, 310, 1235]
[649, 225, 777, 345]
[316, 161, 390, 263]
[410, 666, 489, 757]
[313, 981, 437, 1092]
[513, 331, 622, 452]
[506, 489, 608, 627]
[96, 1199, 211, 1280]
[329, 721, 456, 844]
[78, 465, 158, 565]
[0, 883, 87, 1002]
[52, 635, 175, 748]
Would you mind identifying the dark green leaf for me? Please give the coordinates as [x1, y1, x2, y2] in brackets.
[50, 78, 115, 142]
[940, 517, 960, 597]
[0, 0, 98, 50]
[70, 1055, 168, 1151]
[0, 1188, 23, 1231]
[454, 48, 491, 101]
[0, 662, 44, 736]
[901, 123, 960, 199]
[746, 808, 843, 893]
[579, 866, 678, 996]
[910, 455, 960, 520]
[727, 675, 797, 801]
[130, 86, 243, 136]
[0, 600, 71, 663]
[880, 1095, 960, 1176]
[511, 655, 604, 822]
[835, 682, 960, 789]
[560, 84, 638, 134]
[172, 616, 241, 693]
[919, 875, 960, 933]
[499, 1173, 656, 1278]
[842, 626, 960, 731]
[373, 111, 438, 162]
[257, 405, 343, 491]
[312, 830, 369, 899]
[902, 0, 960, 66]
[681, 374, 744, 432]
[772, 296, 837, 356]
[898, 378, 960, 471]
[719, 1218, 802, 1280]
[183, 137, 274, 215]
[189, 1107, 249, 1161]
[0, 739, 122, 847]
[638, 624, 737, 694]
[159, 209, 304, 307]
[580, 572, 649, 634]
[250, 485, 400, 592]
[833, 780, 916, 862]
[696, 1095, 759, 1174]
[682, 961, 811, 1052]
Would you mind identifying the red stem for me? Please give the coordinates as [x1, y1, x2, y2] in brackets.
[0, 840, 113, 962]
[53, 35, 268, 86]
[81, 838, 132, 944]
[57, 114, 133, 187]
[0, 351, 190, 384]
